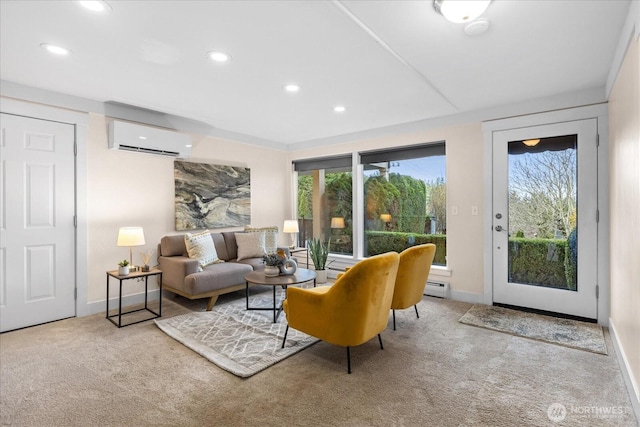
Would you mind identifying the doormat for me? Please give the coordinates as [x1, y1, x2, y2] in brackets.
[155, 292, 318, 378]
[459, 304, 607, 355]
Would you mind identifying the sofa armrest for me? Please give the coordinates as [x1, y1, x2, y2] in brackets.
[158, 256, 199, 290]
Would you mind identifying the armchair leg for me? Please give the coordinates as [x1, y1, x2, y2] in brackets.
[392, 309, 397, 330]
[346, 347, 352, 374]
[281, 325, 289, 349]
[378, 334, 384, 350]
[414, 304, 420, 319]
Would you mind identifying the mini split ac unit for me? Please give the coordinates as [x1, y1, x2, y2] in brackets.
[108, 120, 192, 158]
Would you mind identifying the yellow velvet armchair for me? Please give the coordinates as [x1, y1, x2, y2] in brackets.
[391, 243, 436, 330]
[282, 251, 400, 373]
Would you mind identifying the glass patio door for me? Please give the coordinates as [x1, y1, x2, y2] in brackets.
[492, 119, 598, 319]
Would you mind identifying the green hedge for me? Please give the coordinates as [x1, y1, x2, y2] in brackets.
[508, 238, 575, 290]
[365, 231, 447, 265]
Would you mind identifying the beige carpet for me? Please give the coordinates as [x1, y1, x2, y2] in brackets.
[459, 304, 607, 355]
[155, 291, 318, 377]
[1, 293, 637, 426]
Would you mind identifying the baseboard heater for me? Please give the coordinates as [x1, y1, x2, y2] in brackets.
[424, 281, 450, 299]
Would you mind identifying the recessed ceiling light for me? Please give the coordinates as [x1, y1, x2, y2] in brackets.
[78, 0, 112, 13]
[138, 136, 147, 140]
[284, 84, 301, 93]
[333, 105, 346, 113]
[207, 51, 231, 63]
[40, 43, 71, 56]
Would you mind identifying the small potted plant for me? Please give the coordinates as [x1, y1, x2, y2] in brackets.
[307, 237, 330, 284]
[262, 253, 284, 277]
[117, 259, 130, 276]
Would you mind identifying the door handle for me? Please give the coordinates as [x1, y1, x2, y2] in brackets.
[495, 225, 505, 232]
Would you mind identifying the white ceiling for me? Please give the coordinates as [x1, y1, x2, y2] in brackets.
[0, 0, 631, 147]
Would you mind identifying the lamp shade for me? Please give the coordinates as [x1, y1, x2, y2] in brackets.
[380, 214, 392, 223]
[331, 217, 345, 229]
[117, 227, 145, 247]
[283, 220, 299, 233]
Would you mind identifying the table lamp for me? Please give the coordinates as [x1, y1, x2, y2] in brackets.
[331, 217, 345, 229]
[283, 220, 299, 249]
[117, 227, 145, 271]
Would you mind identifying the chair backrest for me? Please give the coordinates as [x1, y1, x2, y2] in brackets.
[326, 251, 399, 346]
[391, 244, 437, 310]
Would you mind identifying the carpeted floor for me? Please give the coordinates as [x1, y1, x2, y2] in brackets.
[1, 289, 637, 426]
[459, 304, 608, 354]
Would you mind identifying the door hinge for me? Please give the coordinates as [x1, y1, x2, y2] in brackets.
[596, 134, 600, 147]
[596, 210, 600, 223]
[595, 285, 599, 299]
[74, 141, 77, 156]
[74, 215, 77, 228]
[74, 288, 77, 300]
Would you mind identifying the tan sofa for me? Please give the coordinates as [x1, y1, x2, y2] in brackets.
[158, 231, 277, 310]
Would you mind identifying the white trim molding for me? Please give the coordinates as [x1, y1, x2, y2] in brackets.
[609, 318, 640, 420]
[482, 104, 610, 325]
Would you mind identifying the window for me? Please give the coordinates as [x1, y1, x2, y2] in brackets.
[294, 142, 446, 266]
[360, 142, 446, 265]
[294, 156, 353, 255]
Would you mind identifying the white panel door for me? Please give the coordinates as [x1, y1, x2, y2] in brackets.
[0, 113, 76, 332]
[492, 119, 598, 319]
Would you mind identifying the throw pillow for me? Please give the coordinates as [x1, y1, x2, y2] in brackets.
[244, 225, 278, 254]
[235, 231, 267, 261]
[185, 230, 222, 271]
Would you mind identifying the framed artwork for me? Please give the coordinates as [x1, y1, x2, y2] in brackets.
[174, 160, 250, 230]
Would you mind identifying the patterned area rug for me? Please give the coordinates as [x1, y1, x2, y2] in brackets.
[459, 304, 607, 355]
[155, 291, 318, 378]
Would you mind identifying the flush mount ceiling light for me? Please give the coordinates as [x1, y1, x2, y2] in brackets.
[523, 139, 541, 147]
[333, 105, 346, 113]
[78, 1, 112, 13]
[207, 51, 231, 62]
[433, 0, 492, 23]
[40, 43, 71, 56]
[284, 84, 301, 93]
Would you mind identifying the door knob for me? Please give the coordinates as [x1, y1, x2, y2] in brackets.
[495, 225, 504, 232]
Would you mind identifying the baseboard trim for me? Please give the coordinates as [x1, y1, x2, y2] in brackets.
[84, 289, 161, 317]
[609, 317, 640, 420]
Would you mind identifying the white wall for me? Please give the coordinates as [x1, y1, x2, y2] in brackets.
[609, 35, 640, 407]
[85, 114, 291, 310]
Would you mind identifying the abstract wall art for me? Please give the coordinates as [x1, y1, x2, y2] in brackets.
[174, 161, 250, 230]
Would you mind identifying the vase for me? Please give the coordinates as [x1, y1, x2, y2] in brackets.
[118, 266, 129, 276]
[280, 258, 297, 275]
[264, 266, 280, 277]
[315, 269, 327, 284]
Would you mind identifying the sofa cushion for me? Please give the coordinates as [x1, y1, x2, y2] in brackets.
[222, 231, 239, 260]
[235, 232, 267, 261]
[244, 225, 278, 254]
[160, 234, 187, 257]
[185, 230, 223, 271]
[212, 233, 230, 261]
[184, 262, 253, 295]
[236, 257, 266, 270]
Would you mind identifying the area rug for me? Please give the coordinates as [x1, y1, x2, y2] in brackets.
[459, 304, 607, 355]
[155, 291, 318, 378]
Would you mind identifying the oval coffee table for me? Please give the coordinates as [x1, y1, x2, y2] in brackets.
[245, 268, 317, 323]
